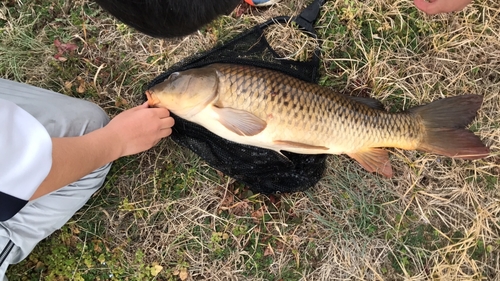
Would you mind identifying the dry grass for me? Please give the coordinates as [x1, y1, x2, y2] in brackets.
[2, 0, 499, 280]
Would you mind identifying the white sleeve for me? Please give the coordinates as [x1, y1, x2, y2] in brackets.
[0, 99, 52, 201]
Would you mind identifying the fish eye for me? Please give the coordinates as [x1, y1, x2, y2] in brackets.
[169, 72, 180, 79]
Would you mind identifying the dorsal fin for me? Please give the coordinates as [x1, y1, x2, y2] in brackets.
[345, 96, 385, 111]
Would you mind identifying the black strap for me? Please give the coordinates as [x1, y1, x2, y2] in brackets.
[0, 240, 14, 267]
[293, 0, 326, 34]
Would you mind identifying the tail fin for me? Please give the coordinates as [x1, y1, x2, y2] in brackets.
[410, 95, 489, 159]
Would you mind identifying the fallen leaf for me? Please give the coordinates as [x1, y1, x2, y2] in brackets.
[231, 201, 252, 216]
[69, 223, 80, 235]
[215, 170, 225, 179]
[219, 193, 234, 209]
[234, 4, 249, 17]
[264, 243, 274, 256]
[275, 240, 285, 251]
[251, 206, 265, 221]
[54, 55, 67, 62]
[35, 261, 44, 270]
[115, 97, 129, 107]
[268, 194, 280, 205]
[54, 39, 78, 53]
[64, 81, 73, 90]
[97, 253, 105, 264]
[53, 39, 78, 61]
[74, 77, 86, 94]
[150, 263, 163, 277]
[77, 83, 85, 94]
[179, 268, 188, 281]
[93, 242, 102, 253]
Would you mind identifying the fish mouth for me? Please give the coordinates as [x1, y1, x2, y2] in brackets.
[145, 90, 160, 107]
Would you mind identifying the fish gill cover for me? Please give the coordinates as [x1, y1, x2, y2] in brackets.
[148, 0, 328, 194]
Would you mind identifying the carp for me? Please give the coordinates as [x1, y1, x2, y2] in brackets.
[146, 63, 489, 177]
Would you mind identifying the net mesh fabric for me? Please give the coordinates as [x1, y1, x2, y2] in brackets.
[148, 16, 327, 194]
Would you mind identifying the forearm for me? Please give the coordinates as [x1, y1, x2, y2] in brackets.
[29, 103, 174, 200]
[30, 128, 122, 200]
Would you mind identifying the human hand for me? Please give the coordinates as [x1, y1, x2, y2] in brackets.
[414, 0, 472, 15]
[105, 102, 175, 157]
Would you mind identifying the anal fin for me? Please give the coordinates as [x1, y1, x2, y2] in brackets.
[347, 148, 393, 178]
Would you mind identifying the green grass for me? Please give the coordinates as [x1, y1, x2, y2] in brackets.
[2, 0, 500, 280]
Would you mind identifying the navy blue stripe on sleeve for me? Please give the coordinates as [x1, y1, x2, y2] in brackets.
[0, 191, 28, 221]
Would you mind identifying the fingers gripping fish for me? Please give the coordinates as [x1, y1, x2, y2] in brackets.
[146, 64, 489, 178]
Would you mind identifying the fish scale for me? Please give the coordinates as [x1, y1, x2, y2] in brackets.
[147, 63, 488, 177]
[213, 63, 421, 152]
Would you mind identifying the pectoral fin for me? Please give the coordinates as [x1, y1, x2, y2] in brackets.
[213, 106, 267, 136]
[347, 148, 393, 178]
[145, 90, 160, 107]
[273, 140, 329, 151]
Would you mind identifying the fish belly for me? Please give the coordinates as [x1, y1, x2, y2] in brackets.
[188, 107, 294, 153]
[189, 105, 357, 155]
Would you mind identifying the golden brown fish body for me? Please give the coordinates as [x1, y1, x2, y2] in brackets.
[213, 64, 421, 153]
[147, 64, 488, 177]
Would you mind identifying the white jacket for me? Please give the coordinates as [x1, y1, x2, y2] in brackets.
[0, 99, 52, 221]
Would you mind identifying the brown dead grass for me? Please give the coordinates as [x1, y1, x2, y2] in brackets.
[2, 0, 499, 280]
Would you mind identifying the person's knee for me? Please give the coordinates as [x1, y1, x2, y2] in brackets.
[73, 99, 110, 134]
[0, 80, 109, 135]
[44, 97, 110, 137]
